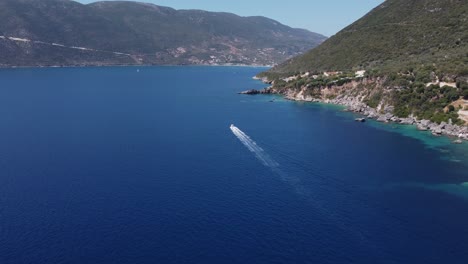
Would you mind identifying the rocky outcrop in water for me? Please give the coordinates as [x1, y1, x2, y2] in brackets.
[239, 88, 272, 95]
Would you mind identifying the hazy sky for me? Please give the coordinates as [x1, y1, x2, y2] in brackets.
[77, 0, 385, 37]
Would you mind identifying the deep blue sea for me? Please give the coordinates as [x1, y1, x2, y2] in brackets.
[0, 66, 467, 264]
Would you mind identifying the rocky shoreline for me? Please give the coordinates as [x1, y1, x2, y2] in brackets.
[240, 88, 468, 142]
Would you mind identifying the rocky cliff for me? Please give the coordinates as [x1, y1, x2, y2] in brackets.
[256, 75, 468, 141]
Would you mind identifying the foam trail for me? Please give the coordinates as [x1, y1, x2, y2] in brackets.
[230, 125, 279, 168]
[229, 124, 402, 258]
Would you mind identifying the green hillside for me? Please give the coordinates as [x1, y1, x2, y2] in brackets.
[260, 0, 468, 127]
[267, 0, 468, 76]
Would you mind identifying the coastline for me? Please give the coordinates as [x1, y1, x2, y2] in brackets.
[286, 94, 468, 142]
[242, 87, 468, 143]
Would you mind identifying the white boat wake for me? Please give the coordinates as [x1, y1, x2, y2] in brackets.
[229, 124, 313, 198]
[230, 124, 279, 168]
[229, 124, 410, 256]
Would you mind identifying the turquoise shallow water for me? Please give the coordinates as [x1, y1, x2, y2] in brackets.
[277, 97, 468, 163]
[0, 66, 467, 264]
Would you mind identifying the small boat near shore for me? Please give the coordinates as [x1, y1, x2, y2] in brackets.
[355, 118, 366, 122]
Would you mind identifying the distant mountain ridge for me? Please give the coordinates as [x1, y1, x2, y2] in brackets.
[0, 0, 326, 67]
